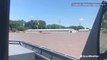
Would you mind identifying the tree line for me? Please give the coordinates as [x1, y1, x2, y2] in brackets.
[101, 12, 107, 33]
[9, 20, 86, 31]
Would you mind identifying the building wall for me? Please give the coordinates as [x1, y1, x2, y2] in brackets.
[25, 29, 77, 33]
[9, 53, 35, 60]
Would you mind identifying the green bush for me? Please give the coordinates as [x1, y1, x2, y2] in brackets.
[102, 29, 107, 33]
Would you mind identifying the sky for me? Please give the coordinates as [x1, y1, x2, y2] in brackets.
[10, 0, 103, 28]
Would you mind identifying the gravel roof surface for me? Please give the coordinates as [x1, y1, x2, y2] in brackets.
[9, 32, 90, 59]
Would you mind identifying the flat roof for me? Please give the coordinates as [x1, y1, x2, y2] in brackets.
[9, 44, 33, 56]
[9, 32, 89, 58]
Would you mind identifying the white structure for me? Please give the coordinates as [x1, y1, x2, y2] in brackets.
[9, 44, 35, 60]
[25, 29, 77, 33]
[79, 29, 90, 32]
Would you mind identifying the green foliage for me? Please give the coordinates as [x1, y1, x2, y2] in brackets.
[68, 26, 78, 30]
[25, 20, 38, 29]
[86, 28, 89, 29]
[102, 12, 107, 29]
[25, 20, 46, 29]
[68, 25, 85, 30]
[9, 19, 86, 31]
[9, 20, 26, 31]
[38, 20, 46, 29]
[77, 25, 85, 29]
[102, 29, 107, 33]
[46, 24, 65, 29]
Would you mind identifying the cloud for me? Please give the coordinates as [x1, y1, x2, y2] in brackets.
[30, 16, 34, 18]
[79, 18, 85, 21]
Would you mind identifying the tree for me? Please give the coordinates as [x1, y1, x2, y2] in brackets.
[86, 28, 89, 29]
[38, 20, 46, 29]
[102, 12, 107, 29]
[25, 20, 46, 29]
[9, 20, 26, 31]
[25, 20, 37, 29]
[77, 25, 85, 29]
[9, 19, 85, 31]
[68, 25, 85, 30]
[46, 24, 65, 29]
[68, 26, 78, 30]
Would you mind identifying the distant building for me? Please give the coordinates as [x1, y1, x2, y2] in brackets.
[78, 29, 90, 32]
[25, 29, 78, 33]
